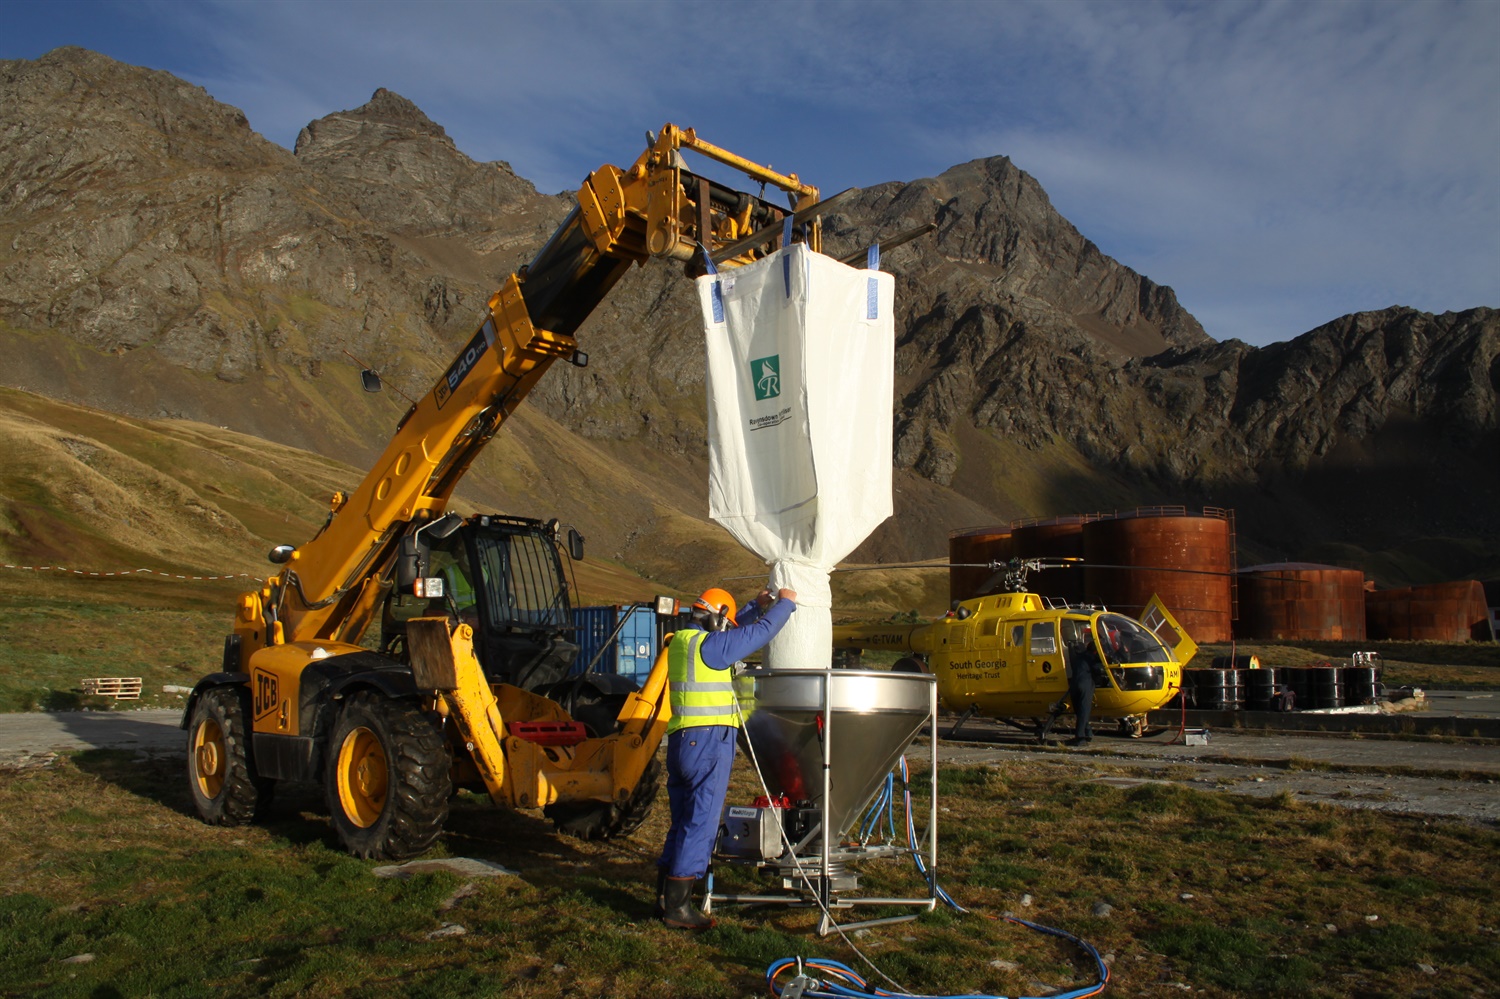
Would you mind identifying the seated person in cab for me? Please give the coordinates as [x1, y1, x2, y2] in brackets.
[431, 551, 480, 629]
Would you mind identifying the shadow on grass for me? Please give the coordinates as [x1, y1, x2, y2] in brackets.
[441, 796, 663, 918]
[68, 748, 340, 852]
[71, 748, 196, 815]
[68, 747, 671, 922]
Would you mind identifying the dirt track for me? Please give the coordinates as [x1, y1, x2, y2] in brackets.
[918, 728, 1500, 825]
[2, 703, 1497, 824]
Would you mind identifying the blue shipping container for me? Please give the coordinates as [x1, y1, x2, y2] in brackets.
[571, 606, 618, 677]
[570, 605, 660, 683]
[613, 606, 660, 682]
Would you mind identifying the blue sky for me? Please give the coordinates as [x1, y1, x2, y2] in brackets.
[7, 0, 1497, 347]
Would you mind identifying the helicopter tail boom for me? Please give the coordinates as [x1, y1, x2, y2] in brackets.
[831, 623, 929, 653]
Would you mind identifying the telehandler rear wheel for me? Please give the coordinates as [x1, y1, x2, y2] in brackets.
[326, 691, 452, 860]
[187, 686, 271, 825]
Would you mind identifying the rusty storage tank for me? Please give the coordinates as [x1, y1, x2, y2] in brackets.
[1366, 580, 1491, 641]
[1082, 507, 1234, 643]
[948, 527, 1013, 603]
[1237, 563, 1367, 642]
[1010, 515, 1092, 603]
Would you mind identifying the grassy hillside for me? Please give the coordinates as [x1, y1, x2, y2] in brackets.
[0, 388, 951, 711]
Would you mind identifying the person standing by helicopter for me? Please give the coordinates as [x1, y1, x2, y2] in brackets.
[1063, 620, 1102, 747]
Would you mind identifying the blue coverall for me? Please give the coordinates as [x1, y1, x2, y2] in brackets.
[657, 596, 796, 880]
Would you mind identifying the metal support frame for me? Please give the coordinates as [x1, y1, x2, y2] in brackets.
[706, 672, 941, 937]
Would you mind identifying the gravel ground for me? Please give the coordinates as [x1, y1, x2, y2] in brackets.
[916, 712, 1500, 824]
[2, 702, 1496, 823]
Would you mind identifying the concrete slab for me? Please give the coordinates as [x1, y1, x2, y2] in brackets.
[373, 858, 519, 879]
[0, 708, 184, 764]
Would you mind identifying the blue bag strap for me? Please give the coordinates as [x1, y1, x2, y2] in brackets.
[698, 242, 724, 323]
[866, 242, 880, 320]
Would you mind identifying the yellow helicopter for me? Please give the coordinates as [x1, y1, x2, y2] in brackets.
[831, 558, 1199, 740]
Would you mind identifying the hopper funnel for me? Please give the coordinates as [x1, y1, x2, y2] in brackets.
[734, 668, 935, 842]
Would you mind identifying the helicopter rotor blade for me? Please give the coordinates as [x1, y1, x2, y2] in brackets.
[737, 558, 1312, 593]
[839, 558, 1312, 587]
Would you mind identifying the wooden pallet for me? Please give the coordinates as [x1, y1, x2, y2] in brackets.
[81, 677, 143, 699]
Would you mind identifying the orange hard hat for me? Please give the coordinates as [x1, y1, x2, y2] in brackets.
[693, 587, 737, 626]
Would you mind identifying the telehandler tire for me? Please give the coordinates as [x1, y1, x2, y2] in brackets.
[326, 691, 452, 860]
[187, 686, 272, 825]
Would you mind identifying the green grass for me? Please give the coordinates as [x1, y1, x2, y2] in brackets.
[0, 574, 239, 712]
[8, 748, 1494, 997]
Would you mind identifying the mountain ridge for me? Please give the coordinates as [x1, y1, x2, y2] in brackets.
[1, 47, 1495, 597]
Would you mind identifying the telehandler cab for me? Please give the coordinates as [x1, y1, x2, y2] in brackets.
[183, 125, 831, 859]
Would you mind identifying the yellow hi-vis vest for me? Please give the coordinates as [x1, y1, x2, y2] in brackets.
[442, 566, 477, 611]
[666, 630, 740, 734]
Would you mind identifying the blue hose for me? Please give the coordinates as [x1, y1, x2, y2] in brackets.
[766, 757, 1111, 999]
[857, 773, 895, 843]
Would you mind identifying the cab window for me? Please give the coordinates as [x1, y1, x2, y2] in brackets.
[1010, 625, 1024, 648]
[1028, 621, 1056, 655]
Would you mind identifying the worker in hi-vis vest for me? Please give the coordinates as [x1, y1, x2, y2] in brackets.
[657, 584, 796, 930]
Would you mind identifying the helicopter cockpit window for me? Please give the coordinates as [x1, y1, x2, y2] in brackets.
[1028, 621, 1056, 655]
[1097, 613, 1172, 664]
[1010, 625, 1024, 648]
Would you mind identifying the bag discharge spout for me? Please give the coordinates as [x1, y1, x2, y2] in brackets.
[697, 242, 895, 669]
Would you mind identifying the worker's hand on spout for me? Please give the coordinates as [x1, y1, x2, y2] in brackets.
[755, 587, 776, 609]
[777, 588, 797, 602]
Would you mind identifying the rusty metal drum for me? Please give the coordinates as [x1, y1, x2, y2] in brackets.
[1185, 667, 1243, 710]
[1237, 563, 1367, 642]
[1082, 510, 1234, 643]
[1243, 667, 1281, 710]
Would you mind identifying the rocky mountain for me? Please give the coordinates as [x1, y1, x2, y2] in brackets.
[0, 48, 564, 449]
[1, 47, 1495, 599]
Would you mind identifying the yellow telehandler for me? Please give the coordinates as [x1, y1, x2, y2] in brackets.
[183, 125, 827, 858]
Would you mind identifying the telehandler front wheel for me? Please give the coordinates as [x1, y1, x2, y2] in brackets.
[187, 686, 271, 825]
[325, 691, 452, 860]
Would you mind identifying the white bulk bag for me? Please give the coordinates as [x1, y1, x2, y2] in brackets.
[697, 242, 895, 669]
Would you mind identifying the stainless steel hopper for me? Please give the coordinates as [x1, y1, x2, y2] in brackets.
[734, 668, 933, 841]
[711, 667, 939, 934]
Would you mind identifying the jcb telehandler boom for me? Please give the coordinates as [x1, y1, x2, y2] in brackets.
[183, 125, 826, 858]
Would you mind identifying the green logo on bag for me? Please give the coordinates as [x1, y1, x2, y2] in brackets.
[751, 354, 781, 401]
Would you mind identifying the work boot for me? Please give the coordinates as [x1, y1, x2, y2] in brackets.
[652, 868, 667, 919]
[661, 876, 715, 931]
